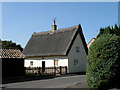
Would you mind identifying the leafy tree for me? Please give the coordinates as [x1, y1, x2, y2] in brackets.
[2, 40, 23, 51]
[86, 34, 120, 89]
[97, 24, 120, 38]
[87, 24, 120, 89]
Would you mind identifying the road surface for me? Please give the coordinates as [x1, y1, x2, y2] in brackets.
[2, 75, 88, 88]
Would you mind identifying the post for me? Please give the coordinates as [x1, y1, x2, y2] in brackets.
[65, 66, 67, 74]
[54, 66, 56, 76]
[32, 67, 34, 73]
[38, 67, 40, 76]
[24, 67, 26, 76]
[60, 66, 62, 75]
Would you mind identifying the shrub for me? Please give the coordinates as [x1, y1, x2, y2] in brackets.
[86, 34, 120, 89]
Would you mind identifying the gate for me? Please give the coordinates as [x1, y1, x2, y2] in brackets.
[55, 66, 67, 75]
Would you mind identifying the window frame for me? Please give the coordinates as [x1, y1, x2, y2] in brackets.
[30, 61, 33, 66]
[74, 59, 78, 66]
[76, 47, 80, 52]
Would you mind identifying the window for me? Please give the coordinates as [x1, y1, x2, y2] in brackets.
[74, 59, 78, 65]
[54, 60, 58, 67]
[30, 61, 33, 66]
[76, 47, 80, 52]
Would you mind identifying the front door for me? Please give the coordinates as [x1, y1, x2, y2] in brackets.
[42, 61, 45, 72]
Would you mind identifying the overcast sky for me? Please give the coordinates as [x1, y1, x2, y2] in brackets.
[2, 2, 118, 48]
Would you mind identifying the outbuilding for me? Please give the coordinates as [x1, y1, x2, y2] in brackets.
[1, 48, 25, 77]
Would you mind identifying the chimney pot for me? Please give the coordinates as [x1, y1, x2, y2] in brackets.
[54, 20, 55, 25]
[52, 20, 57, 31]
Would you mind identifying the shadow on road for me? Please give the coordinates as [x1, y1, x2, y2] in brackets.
[2, 73, 86, 84]
[2, 76, 56, 84]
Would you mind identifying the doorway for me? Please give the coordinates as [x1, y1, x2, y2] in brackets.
[42, 61, 45, 72]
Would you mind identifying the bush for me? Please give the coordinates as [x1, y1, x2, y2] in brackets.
[86, 34, 120, 89]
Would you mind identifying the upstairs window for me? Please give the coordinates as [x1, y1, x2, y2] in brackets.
[74, 59, 78, 66]
[30, 61, 33, 66]
[76, 47, 80, 52]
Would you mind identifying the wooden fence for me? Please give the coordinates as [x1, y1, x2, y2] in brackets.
[25, 66, 67, 76]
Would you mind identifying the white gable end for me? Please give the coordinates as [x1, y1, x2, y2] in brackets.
[68, 33, 87, 73]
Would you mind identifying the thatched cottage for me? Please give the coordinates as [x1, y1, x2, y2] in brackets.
[23, 21, 88, 73]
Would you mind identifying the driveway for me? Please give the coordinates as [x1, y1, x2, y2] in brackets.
[2, 75, 88, 88]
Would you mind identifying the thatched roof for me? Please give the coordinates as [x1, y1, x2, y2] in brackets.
[23, 24, 88, 57]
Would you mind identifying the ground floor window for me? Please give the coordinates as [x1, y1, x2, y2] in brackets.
[30, 61, 33, 66]
[74, 59, 78, 65]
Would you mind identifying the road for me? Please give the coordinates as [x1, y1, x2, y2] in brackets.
[2, 75, 87, 88]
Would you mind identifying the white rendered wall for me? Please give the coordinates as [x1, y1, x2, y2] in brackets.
[25, 57, 68, 68]
[68, 33, 87, 73]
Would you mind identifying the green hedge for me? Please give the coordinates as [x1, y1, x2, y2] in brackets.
[86, 34, 120, 89]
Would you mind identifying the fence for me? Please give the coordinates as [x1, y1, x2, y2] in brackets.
[25, 66, 67, 76]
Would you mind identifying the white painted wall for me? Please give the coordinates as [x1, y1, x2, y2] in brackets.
[25, 57, 68, 68]
[68, 33, 87, 73]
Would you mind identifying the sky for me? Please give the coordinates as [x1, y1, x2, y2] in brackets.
[118, 1, 120, 25]
[2, 2, 118, 48]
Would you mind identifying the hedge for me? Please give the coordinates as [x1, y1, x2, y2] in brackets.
[86, 34, 120, 89]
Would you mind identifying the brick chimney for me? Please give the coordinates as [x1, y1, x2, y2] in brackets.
[52, 20, 57, 31]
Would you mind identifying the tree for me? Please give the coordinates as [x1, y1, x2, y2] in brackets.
[2, 40, 23, 51]
[86, 34, 120, 89]
[97, 24, 120, 38]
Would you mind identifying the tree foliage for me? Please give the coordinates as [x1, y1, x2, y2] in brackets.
[86, 24, 120, 89]
[1, 40, 23, 51]
[86, 34, 120, 89]
[97, 24, 120, 38]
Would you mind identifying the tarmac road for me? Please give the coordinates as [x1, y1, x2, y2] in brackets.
[2, 75, 88, 88]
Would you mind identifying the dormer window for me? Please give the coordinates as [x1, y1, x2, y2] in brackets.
[76, 47, 80, 52]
